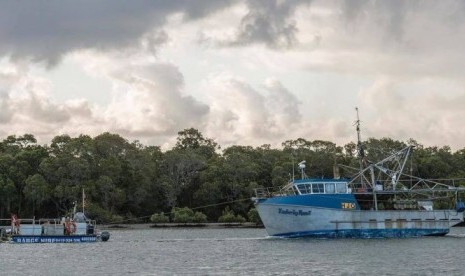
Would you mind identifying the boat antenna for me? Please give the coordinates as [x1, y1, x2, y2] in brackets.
[292, 151, 295, 182]
[298, 161, 306, 179]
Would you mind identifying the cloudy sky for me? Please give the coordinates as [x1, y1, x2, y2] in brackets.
[1, 0, 465, 150]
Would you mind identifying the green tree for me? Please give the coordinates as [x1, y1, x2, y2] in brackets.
[0, 134, 48, 216]
[0, 176, 16, 217]
[150, 212, 170, 223]
[38, 134, 95, 216]
[23, 174, 51, 215]
[172, 207, 197, 223]
[218, 206, 246, 223]
[175, 128, 218, 150]
[122, 144, 165, 217]
[193, 211, 208, 223]
[247, 208, 262, 225]
[161, 149, 207, 208]
[96, 176, 125, 214]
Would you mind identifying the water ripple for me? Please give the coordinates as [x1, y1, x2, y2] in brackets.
[2, 227, 465, 275]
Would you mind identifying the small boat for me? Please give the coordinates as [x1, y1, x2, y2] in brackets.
[1, 212, 110, 243]
[253, 109, 465, 238]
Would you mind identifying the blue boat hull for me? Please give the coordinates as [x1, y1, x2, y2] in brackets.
[11, 235, 97, 243]
[255, 197, 464, 238]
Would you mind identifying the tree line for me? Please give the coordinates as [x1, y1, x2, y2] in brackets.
[1, 128, 465, 223]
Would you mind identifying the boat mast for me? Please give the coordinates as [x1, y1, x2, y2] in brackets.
[82, 188, 85, 214]
[355, 107, 379, 209]
[355, 107, 366, 187]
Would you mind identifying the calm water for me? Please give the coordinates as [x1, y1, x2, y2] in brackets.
[2, 227, 465, 275]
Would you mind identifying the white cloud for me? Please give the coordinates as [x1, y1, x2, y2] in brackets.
[0, 61, 99, 139]
[1, 0, 465, 151]
[358, 77, 465, 149]
[203, 74, 320, 147]
[105, 61, 210, 137]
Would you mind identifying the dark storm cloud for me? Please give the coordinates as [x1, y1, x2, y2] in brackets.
[226, 0, 312, 48]
[0, 0, 315, 62]
[0, 0, 235, 65]
[338, 0, 465, 44]
[341, 0, 409, 41]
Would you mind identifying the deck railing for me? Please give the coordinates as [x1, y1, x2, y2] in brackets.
[254, 186, 294, 198]
[0, 217, 97, 236]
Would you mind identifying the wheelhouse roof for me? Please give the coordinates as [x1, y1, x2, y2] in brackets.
[293, 178, 349, 184]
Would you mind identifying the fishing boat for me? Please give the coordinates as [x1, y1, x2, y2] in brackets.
[0, 212, 110, 243]
[253, 109, 465, 238]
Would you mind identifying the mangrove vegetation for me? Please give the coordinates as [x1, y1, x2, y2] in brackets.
[1, 128, 465, 223]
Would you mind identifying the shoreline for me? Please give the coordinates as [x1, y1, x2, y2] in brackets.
[100, 222, 264, 230]
[99, 222, 465, 231]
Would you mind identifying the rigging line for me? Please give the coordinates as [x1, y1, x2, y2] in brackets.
[107, 198, 251, 224]
[190, 198, 251, 211]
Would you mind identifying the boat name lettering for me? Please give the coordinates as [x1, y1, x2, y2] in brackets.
[278, 208, 311, 216]
[341, 202, 356, 209]
[14, 236, 97, 243]
[17, 237, 40, 243]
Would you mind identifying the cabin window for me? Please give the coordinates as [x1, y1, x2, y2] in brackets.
[304, 184, 311, 194]
[297, 184, 309, 194]
[325, 183, 335, 194]
[335, 183, 347, 193]
[312, 183, 325, 193]
[292, 186, 299, 195]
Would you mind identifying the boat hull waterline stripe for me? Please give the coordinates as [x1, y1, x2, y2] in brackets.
[273, 228, 450, 238]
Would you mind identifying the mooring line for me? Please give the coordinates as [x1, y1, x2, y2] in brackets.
[107, 198, 252, 224]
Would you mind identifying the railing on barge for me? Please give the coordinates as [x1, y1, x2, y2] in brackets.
[0, 217, 97, 236]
